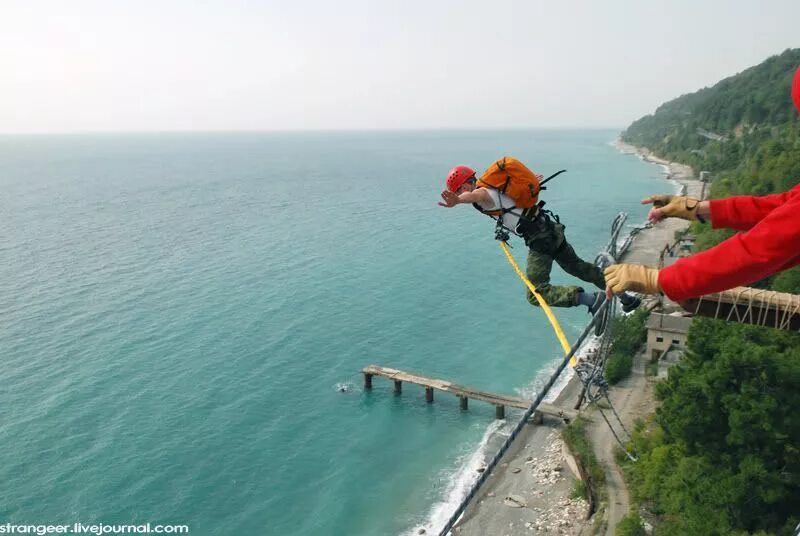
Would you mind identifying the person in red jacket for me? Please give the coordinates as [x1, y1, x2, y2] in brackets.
[605, 186, 800, 300]
[604, 65, 800, 301]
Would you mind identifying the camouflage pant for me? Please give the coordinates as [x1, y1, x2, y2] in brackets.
[523, 216, 606, 308]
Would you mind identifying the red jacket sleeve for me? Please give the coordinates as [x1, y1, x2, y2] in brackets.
[710, 184, 800, 231]
[658, 185, 800, 301]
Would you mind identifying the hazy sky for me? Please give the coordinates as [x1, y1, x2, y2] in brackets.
[1, 0, 798, 132]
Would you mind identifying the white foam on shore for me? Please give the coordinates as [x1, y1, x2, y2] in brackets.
[403, 418, 510, 536]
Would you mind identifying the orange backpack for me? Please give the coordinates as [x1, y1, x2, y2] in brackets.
[477, 156, 542, 209]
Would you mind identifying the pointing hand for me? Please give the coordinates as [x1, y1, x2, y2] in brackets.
[641, 195, 703, 223]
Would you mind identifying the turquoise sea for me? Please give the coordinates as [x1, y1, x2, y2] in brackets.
[1, 130, 670, 535]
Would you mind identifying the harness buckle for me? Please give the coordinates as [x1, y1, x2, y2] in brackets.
[494, 220, 510, 243]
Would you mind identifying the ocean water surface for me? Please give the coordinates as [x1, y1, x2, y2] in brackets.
[1, 130, 668, 535]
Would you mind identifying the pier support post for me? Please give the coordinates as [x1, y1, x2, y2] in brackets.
[364, 373, 373, 390]
[459, 396, 468, 410]
[394, 380, 402, 395]
[495, 405, 505, 419]
[425, 387, 434, 403]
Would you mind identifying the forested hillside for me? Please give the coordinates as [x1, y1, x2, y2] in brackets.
[619, 49, 800, 535]
[623, 48, 800, 181]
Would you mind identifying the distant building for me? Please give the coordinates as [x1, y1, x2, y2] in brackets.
[646, 313, 692, 360]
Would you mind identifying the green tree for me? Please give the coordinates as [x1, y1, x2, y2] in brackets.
[604, 309, 648, 385]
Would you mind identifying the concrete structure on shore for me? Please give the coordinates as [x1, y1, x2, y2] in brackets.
[646, 312, 692, 360]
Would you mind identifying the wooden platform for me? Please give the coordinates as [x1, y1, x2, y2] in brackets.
[362, 364, 578, 421]
[680, 286, 800, 331]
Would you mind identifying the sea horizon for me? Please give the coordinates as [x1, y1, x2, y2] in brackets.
[0, 126, 628, 137]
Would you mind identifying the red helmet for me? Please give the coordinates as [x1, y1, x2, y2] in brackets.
[445, 165, 476, 192]
[793, 65, 800, 114]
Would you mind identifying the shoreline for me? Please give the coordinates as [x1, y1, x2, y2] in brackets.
[423, 141, 703, 536]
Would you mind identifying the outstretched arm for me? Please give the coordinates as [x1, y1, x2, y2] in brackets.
[641, 195, 710, 224]
[641, 184, 800, 230]
[605, 195, 800, 301]
[438, 188, 492, 208]
[708, 184, 800, 231]
[658, 192, 800, 301]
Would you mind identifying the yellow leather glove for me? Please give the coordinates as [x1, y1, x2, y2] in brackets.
[604, 264, 661, 296]
[641, 194, 704, 223]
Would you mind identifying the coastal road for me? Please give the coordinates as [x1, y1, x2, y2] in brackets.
[585, 348, 654, 535]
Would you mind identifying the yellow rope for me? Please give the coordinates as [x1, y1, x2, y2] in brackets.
[499, 241, 577, 366]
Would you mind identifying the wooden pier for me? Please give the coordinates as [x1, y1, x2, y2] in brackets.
[362, 365, 578, 422]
